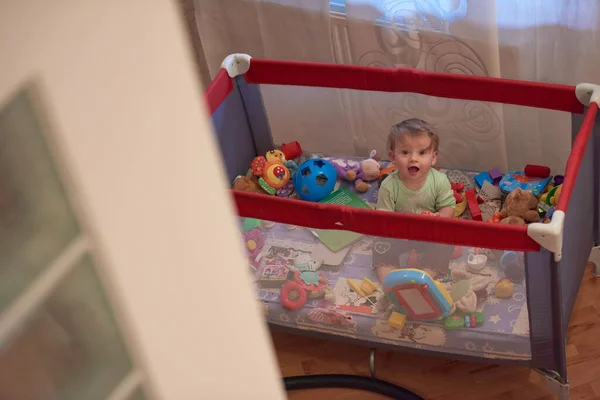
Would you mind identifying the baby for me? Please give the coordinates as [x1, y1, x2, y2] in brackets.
[373, 118, 456, 283]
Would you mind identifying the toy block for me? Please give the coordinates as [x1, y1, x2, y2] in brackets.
[474, 171, 492, 188]
[388, 312, 407, 329]
[488, 168, 502, 185]
[465, 189, 482, 221]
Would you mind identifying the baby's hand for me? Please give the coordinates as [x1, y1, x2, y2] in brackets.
[421, 211, 439, 217]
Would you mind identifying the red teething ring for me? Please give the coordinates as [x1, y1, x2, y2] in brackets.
[280, 281, 308, 310]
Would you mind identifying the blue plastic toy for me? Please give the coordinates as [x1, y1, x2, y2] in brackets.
[383, 268, 453, 322]
[499, 251, 519, 270]
[294, 158, 337, 202]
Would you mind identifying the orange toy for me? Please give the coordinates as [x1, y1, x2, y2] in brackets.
[487, 212, 502, 223]
[262, 161, 290, 189]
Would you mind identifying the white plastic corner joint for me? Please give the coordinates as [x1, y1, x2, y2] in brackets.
[527, 210, 565, 262]
[575, 83, 600, 107]
[221, 53, 252, 78]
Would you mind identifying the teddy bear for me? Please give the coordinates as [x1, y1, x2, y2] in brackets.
[499, 187, 540, 225]
[333, 150, 381, 193]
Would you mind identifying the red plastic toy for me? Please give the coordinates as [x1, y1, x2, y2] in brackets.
[281, 141, 302, 160]
[280, 281, 308, 310]
[451, 246, 463, 259]
[524, 164, 551, 178]
[450, 182, 464, 203]
[465, 189, 482, 221]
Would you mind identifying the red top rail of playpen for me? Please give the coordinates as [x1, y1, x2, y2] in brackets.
[242, 58, 584, 114]
[233, 189, 540, 252]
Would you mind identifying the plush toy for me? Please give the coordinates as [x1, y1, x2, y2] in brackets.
[333, 150, 381, 193]
[232, 173, 264, 194]
[499, 188, 540, 225]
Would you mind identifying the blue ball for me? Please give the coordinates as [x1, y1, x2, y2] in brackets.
[294, 158, 337, 202]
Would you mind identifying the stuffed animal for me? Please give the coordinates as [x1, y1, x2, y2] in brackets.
[232, 173, 264, 194]
[333, 150, 381, 193]
[499, 188, 540, 225]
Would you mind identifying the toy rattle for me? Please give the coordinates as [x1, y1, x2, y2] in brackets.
[280, 281, 308, 310]
[251, 155, 291, 196]
[294, 270, 328, 299]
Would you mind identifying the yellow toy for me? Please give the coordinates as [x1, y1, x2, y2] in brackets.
[549, 184, 562, 206]
[539, 184, 554, 203]
[494, 278, 514, 298]
[454, 193, 467, 217]
[266, 149, 286, 163]
[348, 278, 378, 297]
[388, 312, 407, 329]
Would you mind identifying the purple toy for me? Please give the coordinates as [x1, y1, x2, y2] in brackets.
[332, 150, 381, 193]
[488, 168, 502, 185]
[554, 175, 564, 186]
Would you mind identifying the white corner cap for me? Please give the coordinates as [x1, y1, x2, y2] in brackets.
[575, 83, 600, 107]
[527, 210, 565, 262]
[221, 53, 252, 78]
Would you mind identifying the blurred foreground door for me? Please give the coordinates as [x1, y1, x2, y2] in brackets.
[0, 1, 285, 399]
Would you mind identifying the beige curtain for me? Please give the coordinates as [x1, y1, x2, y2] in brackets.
[187, 0, 600, 173]
[191, 0, 362, 155]
[342, 0, 600, 173]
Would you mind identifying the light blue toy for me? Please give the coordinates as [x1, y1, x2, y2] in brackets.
[294, 158, 337, 202]
[383, 268, 453, 321]
[499, 251, 519, 270]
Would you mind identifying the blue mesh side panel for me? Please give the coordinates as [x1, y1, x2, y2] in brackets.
[559, 113, 596, 335]
[525, 249, 555, 371]
[527, 110, 596, 377]
[236, 79, 274, 156]
[210, 88, 257, 183]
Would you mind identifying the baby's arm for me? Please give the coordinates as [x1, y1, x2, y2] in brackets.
[437, 207, 455, 218]
[435, 177, 457, 218]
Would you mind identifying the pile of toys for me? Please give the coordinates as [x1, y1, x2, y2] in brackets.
[457, 164, 563, 225]
[377, 162, 563, 224]
[233, 142, 382, 203]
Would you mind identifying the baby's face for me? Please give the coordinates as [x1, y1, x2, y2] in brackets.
[388, 133, 438, 183]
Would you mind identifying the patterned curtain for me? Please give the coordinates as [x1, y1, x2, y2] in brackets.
[342, 0, 600, 172]
[189, 0, 600, 173]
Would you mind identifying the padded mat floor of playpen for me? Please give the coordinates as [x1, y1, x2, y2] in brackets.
[245, 157, 531, 361]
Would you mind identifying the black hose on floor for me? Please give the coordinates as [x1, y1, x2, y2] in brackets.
[283, 374, 425, 399]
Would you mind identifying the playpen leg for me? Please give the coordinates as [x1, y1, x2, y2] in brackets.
[535, 369, 570, 400]
[589, 246, 600, 277]
[369, 348, 376, 378]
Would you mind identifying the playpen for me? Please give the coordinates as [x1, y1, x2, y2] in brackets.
[205, 53, 600, 394]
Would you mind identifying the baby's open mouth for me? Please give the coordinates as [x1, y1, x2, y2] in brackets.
[408, 166, 419, 174]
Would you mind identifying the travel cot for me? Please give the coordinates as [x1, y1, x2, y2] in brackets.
[205, 53, 600, 398]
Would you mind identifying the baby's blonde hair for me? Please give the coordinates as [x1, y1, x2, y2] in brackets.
[388, 118, 439, 152]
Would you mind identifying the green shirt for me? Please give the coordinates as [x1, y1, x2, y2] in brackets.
[376, 169, 456, 214]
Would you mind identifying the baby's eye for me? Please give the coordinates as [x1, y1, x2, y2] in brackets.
[401, 150, 409, 155]
[419, 150, 426, 155]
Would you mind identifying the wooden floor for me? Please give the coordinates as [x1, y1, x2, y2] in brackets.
[272, 264, 600, 400]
